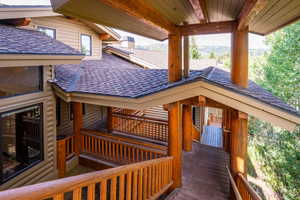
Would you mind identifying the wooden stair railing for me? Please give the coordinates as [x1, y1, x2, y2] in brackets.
[57, 135, 75, 178]
[236, 173, 262, 200]
[227, 166, 243, 200]
[112, 112, 168, 142]
[80, 130, 167, 165]
[0, 157, 174, 200]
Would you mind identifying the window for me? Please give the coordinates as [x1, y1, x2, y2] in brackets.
[56, 98, 61, 127]
[0, 66, 43, 99]
[81, 34, 92, 56]
[0, 104, 43, 183]
[37, 26, 56, 39]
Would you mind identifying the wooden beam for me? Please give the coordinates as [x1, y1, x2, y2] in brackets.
[180, 21, 237, 36]
[98, 0, 177, 33]
[238, 0, 268, 30]
[0, 17, 31, 26]
[168, 33, 182, 82]
[183, 23, 189, 78]
[168, 102, 182, 189]
[230, 110, 248, 177]
[187, 0, 209, 23]
[73, 102, 83, 156]
[231, 25, 249, 88]
[198, 96, 206, 106]
[182, 105, 192, 152]
[99, 33, 111, 40]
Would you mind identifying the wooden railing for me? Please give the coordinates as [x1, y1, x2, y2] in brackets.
[0, 157, 174, 200]
[112, 112, 168, 142]
[236, 173, 262, 200]
[192, 124, 201, 141]
[80, 130, 167, 165]
[57, 135, 75, 178]
[226, 166, 242, 200]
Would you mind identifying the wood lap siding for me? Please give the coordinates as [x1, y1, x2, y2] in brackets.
[0, 66, 57, 191]
[31, 16, 102, 59]
[57, 102, 106, 136]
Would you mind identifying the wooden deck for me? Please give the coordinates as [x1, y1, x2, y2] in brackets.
[167, 143, 230, 200]
[201, 125, 223, 148]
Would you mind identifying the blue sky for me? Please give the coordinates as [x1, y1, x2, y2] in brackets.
[1, 0, 268, 49]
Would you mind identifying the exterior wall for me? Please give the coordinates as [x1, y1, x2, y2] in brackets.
[30, 16, 102, 59]
[0, 66, 57, 190]
[57, 101, 107, 136]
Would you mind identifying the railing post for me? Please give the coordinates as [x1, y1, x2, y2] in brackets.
[73, 102, 83, 156]
[107, 107, 113, 133]
[57, 138, 66, 178]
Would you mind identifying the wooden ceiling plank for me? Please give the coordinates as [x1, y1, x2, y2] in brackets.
[187, 0, 209, 23]
[179, 21, 237, 35]
[238, 0, 269, 30]
[98, 0, 178, 33]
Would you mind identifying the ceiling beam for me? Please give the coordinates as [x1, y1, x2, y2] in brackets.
[0, 17, 31, 26]
[99, 33, 111, 40]
[179, 21, 237, 36]
[98, 0, 178, 34]
[187, 0, 209, 23]
[238, 0, 268, 30]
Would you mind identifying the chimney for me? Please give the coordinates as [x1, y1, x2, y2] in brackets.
[121, 36, 135, 49]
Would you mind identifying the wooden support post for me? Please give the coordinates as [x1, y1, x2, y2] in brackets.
[182, 104, 192, 152]
[230, 111, 248, 177]
[231, 25, 249, 88]
[183, 26, 189, 78]
[73, 102, 83, 156]
[57, 138, 66, 178]
[107, 107, 113, 133]
[168, 102, 182, 189]
[168, 33, 182, 82]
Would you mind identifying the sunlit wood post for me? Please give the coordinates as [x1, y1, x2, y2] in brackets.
[183, 25, 189, 78]
[230, 25, 249, 177]
[168, 32, 183, 189]
[57, 138, 66, 178]
[182, 104, 192, 151]
[73, 102, 83, 156]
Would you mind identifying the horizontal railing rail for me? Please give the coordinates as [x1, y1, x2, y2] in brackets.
[112, 112, 168, 142]
[226, 166, 243, 200]
[236, 173, 262, 200]
[80, 130, 167, 164]
[0, 157, 174, 200]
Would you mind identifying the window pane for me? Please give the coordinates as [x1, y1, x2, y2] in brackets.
[1, 104, 43, 182]
[81, 35, 91, 56]
[0, 66, 43, 98]
[37, 27, 55, 39]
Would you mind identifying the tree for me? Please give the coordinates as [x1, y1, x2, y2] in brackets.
[209, 52, 216, 59]
[190, 36, 202, 59]
[249, 22, 300, 200]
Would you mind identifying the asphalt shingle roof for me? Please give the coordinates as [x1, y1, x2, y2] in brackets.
[52, 61, 300, 118]
[0, 24, 82, 56]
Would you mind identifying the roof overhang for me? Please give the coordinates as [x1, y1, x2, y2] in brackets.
[52, 80, 300, 132]
[0, 6, 60, 19]
[0, 54, 84, 67]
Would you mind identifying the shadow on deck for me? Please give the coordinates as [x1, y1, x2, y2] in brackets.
[167, 143, 230, 200]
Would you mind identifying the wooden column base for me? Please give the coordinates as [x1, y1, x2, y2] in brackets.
[183, 104, 192, 152]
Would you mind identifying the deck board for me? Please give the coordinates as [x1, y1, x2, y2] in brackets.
[201, 125, 223, 148]
[166, 143, 230, 200]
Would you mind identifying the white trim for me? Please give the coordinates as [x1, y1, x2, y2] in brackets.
[0, 54, 83, 67]
[51, 81, 300, 131]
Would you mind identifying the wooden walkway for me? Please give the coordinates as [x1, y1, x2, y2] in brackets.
[201, 125, 223, 148]
[167, 143, 230, 200]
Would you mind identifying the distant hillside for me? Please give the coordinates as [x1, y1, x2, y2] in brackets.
[136, 43, 266, 56]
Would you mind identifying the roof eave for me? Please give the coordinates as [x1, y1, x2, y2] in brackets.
[0, 54, 84, 67]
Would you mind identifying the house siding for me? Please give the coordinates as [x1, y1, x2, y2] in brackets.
[30, 16, 102, 59]
[0, 66, 57, 190]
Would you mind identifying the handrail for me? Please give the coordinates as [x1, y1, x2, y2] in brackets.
[226, 166, 243, 200]
[0, 157, 174, 200]
[81, 131, 167, 164]
[236, 173, 262, 200]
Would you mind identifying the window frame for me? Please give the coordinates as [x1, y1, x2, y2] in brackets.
[80, 34, 92, 56]
[0, 66, 43, 99]
[0, 103, 44, 184]
[37, 26, 56, 39]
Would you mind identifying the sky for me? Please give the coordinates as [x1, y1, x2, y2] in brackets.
[1, 0, 268, 49]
